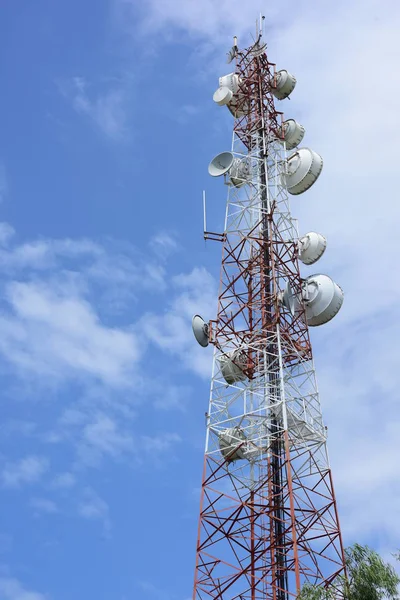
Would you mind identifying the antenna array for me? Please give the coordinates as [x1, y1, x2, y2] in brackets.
[191, 20, 346, 600]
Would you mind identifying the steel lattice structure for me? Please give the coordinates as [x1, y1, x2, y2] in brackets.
[192, 23, 346, 600]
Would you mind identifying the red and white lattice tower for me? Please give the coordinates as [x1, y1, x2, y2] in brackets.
[191, 18, 346, 600]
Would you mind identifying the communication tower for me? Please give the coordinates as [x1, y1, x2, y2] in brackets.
[191, 17, 346, 599]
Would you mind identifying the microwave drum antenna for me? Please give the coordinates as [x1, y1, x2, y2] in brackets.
[299, 232, 327, 265]
[213, 86, 234, 106]
[219, 350, 247, 384]
[219, 73, 241, 93]
[280, 119, 305, 150]
[302, 274, 344, 326]
[284, 148, 323, 195]
[271, 69, 297, 100]
[218, 427, 247, 462]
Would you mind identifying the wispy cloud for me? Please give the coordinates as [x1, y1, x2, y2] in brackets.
[141, 267, 216, 378]
[78, 487, 111, 534]
[0, 577, 47, 600]
[29, 497, 59, 515]
[0, 222, 15, 246]
[149, 232, 178, 260]
[51, 472, 76, 489]
[59, 76, 130, 141]
[0, 227, 174, 388]
[153, 384, 191, 411]
[51, 406, 182, 471]
[141, 433, 181, 454]
[0, 279, 139, 387]
[2, 456, 49, 489]
[79, 412, 135, 466]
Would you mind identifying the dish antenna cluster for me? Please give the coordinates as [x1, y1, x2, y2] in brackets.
[190, 19, 346, 600]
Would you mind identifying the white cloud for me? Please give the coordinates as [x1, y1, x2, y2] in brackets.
[63, 76, 129, 141]
[149, 232, 178, 260]
[78, 488, 109, 519]
[29, 497, 58, 514]
[0, 577, 47, 600]
[141, 267, 215, 378]
[79, 413, 134, 465]
[78, 487, 111, 533]
[118, 0, 273, 42]
[2, 456, 49, 489]
[52, 406, 181, 470]
[0, 231, 170, 328]
[51, 472, 76, 489]
[141, 432, 181, 454]
[0, 223, 15, 246]
[153, 385, 191, 411]
[0, 280, 139, 387]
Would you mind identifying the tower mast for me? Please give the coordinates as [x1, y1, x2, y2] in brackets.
[192, 21, 346, 599]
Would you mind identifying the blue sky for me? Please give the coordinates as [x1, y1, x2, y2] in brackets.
[0, 1, 399, 599]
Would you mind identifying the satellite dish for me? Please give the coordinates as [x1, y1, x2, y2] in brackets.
[302, 274, 344, 326]
[284, 148, 323, 195]
[227, 46, 238, 64]
[219, 427, 247, 462]
[229, 158, 250, 187]
[218, 350, 247, 384]
[219, 73, 241, 94]
[280, 282, 297, 316]
[213, 86, 233, 106]
[271, 69, 297, 100]
[299, 232, 327, 265]
[208, 153, 249, 187]
[251, 40, 267, 57]
[192, 315, 209, 347]
[279, 119, 305, 150]
[208, 152, 234, 177]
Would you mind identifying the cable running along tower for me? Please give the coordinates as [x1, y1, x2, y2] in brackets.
[191, 18, 346, 600]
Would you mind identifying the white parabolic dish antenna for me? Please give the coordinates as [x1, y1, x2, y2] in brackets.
[219, 350, 247, 384]
[219, 73, 240, 93]
[281, 119, 305, 150]
[208, 152, 249, 187]
[281, 282, 297, 316]
[284, 148, 323, 195]
[271, 69, 297, 100]
[302, 274, 344, 326]
[299, 232, 327, 265]
[192, 314, 209, 347]
[219, 427, 247, 462]
[213, 86, 234, 106]
[208, 152, 234, 177]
